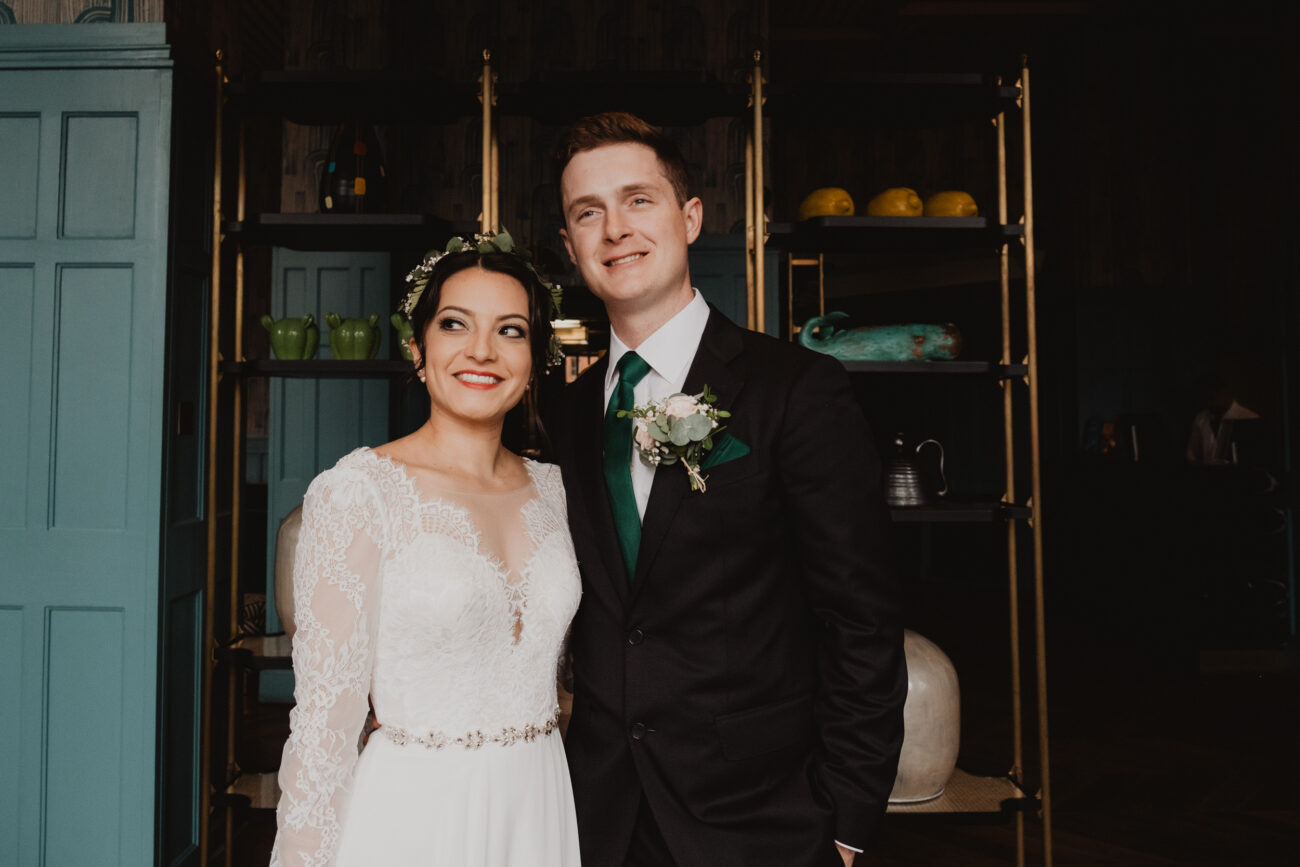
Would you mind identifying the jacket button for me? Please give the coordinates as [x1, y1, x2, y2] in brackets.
[630, 722, 647, 741]
[627, 628, 644, 646]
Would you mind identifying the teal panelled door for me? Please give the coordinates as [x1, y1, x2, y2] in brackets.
[0, 25, 173, 866]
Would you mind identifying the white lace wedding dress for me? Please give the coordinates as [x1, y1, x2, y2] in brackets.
[270, 448, 583, 867]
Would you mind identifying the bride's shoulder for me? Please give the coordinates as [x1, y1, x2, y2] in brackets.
[523, 457, 567, 499]
[307, 447, 405, 503]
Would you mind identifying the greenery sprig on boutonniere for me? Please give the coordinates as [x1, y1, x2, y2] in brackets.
[620, 386, 730, 492]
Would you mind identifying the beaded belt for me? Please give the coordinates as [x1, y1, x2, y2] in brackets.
[382, 711, 559, 750]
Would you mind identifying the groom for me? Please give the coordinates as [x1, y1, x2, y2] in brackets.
[550, 112, 906, 866]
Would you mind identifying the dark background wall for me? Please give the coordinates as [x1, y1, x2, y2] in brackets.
[154, 0, 1299, 655]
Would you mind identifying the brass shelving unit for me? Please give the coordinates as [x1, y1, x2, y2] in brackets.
[200, 52, 500, 867]
[745, 57, 1053, 864]
[200, 44, 1050, 866]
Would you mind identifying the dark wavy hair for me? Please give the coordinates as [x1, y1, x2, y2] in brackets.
[406, 250, 555, 439]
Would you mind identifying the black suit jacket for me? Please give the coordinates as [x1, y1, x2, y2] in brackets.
[552, 309, 906, 866]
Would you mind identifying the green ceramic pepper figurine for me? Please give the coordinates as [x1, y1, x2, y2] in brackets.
[326, 312, 381, 360]
[260, 314, 319, 360]
[390, 313, 414, 361]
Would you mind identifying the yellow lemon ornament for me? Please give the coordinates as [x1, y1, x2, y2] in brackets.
[924, 191, 979, 217]
[865, 187, 923, 217]
[798, 187, 855, 221]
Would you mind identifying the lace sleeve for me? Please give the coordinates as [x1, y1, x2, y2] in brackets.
[271, 466, 385, 867]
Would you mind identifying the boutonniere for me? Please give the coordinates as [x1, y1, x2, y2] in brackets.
[619, 386, 731, 492]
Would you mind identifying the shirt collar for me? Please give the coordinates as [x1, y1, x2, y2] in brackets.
[606, 289, 710, 390]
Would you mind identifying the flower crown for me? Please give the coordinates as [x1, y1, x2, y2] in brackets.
[400, 228, 565, 366]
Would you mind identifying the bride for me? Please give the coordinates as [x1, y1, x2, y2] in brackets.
[271, 234, 582, 866]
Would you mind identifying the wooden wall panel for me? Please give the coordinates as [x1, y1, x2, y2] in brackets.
[4, 1, 162, 24]
[59, 113, 138, 239]
[0, 115, 39, 238]
[272, 0, 765, 242]
[42, 607, 126, 866]
[0, 265, 34, 530]
[52, 265, 134, 530]
[0, 607, 20, 866]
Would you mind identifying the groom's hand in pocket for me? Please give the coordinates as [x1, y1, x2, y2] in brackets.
[360, 700, 380, 747]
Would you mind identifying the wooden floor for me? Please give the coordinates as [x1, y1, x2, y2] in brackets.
[227, 599, 1300, 866]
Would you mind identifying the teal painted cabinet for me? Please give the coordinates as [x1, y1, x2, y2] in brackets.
[0, 25, 179, 866]
[689, 233, 780, 336]
[261, 248, 392, 702]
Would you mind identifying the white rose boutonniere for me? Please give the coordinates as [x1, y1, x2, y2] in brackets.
[619, 385, 731, 492]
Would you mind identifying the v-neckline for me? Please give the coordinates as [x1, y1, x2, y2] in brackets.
[360, 448, 548, 645]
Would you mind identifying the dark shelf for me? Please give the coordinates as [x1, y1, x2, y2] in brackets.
[842, 360, 1027, 377]
[222, 213, 478, 251]
[767, 75, 1020, 126]
[221, 359, 411, 378]
[216, 634, 293, 670]
[890, 501, 1031, 523]
[226, 71, 481, 125]
[768, 216, 1022, 253]
[215, 772, 279, 813]
[885, 769, 1035, 822]
[498, 73, 744, 125]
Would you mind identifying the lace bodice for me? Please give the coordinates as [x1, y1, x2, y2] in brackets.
[271, 448, 581, 867]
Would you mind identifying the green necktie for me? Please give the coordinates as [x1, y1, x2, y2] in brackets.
[604, 351, 652, 580]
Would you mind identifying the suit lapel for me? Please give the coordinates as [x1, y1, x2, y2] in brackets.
[570, 357, 632, 605]
[630, 309, 746, 603]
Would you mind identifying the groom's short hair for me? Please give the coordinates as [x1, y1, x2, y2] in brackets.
[554, 111, 691, 207]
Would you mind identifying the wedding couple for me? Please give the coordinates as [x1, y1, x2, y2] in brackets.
[270, 112, 906, 867]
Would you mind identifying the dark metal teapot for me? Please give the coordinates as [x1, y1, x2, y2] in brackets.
[885, 434, 948, 507]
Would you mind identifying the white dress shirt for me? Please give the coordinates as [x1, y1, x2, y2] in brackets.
[603, 289, 711, 520]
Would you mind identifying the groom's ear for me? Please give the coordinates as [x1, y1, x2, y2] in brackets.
[682, 196, 703, 245]
[560, 227, 576, 264]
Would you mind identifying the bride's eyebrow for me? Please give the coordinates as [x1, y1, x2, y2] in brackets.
[435, 306, 528, 324]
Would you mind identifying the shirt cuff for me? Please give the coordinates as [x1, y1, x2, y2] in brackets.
[835, 840, 863, 854]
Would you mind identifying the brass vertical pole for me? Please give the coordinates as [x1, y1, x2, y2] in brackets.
[223, 119, 249, 865]
[480, 50, 494, 233]
[199, 50, 224, 867]
[489, 52, 499, 231]
[816, 255, 825, 318]
[490, 122, 500, 231]
[1020, 57, 1053, 866]
[751, 50, 767, 334]
[996, 88, 1025, 867]
[744, 133, 755, 331]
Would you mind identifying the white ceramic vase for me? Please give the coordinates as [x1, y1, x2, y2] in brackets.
[274, 504, 304, 639]
[888, 628, 961, 803]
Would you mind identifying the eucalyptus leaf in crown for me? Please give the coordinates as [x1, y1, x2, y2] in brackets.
[399, 227, 565, 366]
